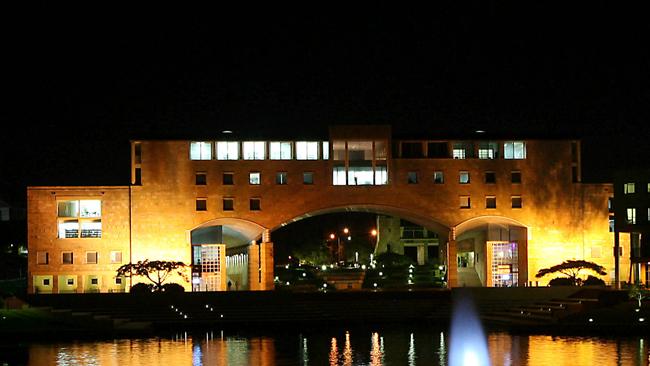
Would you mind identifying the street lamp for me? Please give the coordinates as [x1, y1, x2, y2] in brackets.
[329, 228, 352, 264]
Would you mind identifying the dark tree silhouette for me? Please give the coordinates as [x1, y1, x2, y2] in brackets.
[116, 260, 188, 291]
[535, 260, 607, 285]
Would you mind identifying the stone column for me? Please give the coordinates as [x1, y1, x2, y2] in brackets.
[248, 240, 260, 291]
[259, 242, 275, 290]
[447, 228, 458, 288]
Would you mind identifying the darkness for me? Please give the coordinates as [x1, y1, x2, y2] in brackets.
[2, 4, 649, 206]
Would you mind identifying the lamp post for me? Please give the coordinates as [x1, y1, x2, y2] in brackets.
[329, 227, 351, 264]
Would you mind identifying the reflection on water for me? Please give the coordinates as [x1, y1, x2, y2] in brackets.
[4, 328, 648, 365]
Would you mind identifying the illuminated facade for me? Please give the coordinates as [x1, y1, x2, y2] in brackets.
[27, 125, 625, 293]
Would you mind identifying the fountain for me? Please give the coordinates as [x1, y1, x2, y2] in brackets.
[449, 289, 490, 366]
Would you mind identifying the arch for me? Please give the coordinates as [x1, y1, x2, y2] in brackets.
[190, 217, 268, 247]
[455, 215, 528, 238]
[271, 203, 451, 236]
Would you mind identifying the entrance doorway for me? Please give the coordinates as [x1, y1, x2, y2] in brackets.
[487, 241, 519, 287]
[191, 244, 226, 292]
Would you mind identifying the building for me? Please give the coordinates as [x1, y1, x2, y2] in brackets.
[613, 169, 650, 286]
[27, 125, 624, 293]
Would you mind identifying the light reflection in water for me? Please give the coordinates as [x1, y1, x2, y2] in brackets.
[12, 328, 649, 366]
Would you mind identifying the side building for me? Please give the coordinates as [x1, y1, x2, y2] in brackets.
[27, 125, 624, 293]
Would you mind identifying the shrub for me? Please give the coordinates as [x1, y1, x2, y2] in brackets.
[130, 282, 154, 294]
[583, 275, 606, 286]
[161, 283, 185, 293]
[548, 277, 574, 286]
[375, 252, 415, 268]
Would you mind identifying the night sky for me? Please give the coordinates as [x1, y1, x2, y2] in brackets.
[2, 4, 649, 205]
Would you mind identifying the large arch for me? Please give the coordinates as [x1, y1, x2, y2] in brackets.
[191, 217, 268, 247]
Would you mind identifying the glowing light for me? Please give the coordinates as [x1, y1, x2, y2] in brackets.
[343, 227, 349, 234]
[640, 318, 645, 322]
[330, 233, 336, 240]
[373, 283, 377, 288]
[371, 229, 377, 236]
[449, 290, 489, 366]
[302, 273, 307, 277]
[361, 265, 367, 270]
[379, 272, 383, 276]
[347, 236, 352, 241]
[184, 315, 187, 319]
[439, 265, 444, 270]
[589, 318, 594, 322]
[286, 281, 290, 285]
[322, 265, 327, 271]
[323, 283, 328, 288]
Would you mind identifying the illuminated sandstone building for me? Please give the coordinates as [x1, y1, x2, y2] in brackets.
[27, 125, 628, 293]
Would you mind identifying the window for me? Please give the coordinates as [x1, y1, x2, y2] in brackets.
[249, 172, 261, 185]
[223, 172, 234, 185]
[303, 172, 314, 185]
[67, 278, 75, 286]
[270, 142, 292, 160]
[486, 196, 496, 209]
[452, 148, 466, 159]
[452, 142, 473, 159]
[374, 141, 388, 160]
[190, 141, 212, 160]
[86, 252, 98, 264]
[332, 140, 346, 160]
[627, 208, 636, 224]
[427, 142, 449, 158]
[511, 196, 522, 208]
[223, 198, 234, 211]
[250, 198, 261, 211]
[115, 277, 122, 285]
[408, 172, 418, 184]
[401, 142, 423, 158]
[433, 171, 444, 184]
[609, 218, 615, 233]
[57, 200, 101, 239]
[110, 251, 122, 264]
[608, 197, 613, 212]
[460, 196, 471, 209]
[348, 167, 374, 185]
[485, 171, 496, 184]
[242, 141, 266, 160]
[296, 141, 319, 160]
[624, 183, 635, 194]
[62, 252, 74, 264]
[37, 252, 49, 265]
[333, 166, 346, 185]
[276, 172, 288, 185]
[216, 141, 239, 160]
[511, 171, 522, 184]
[43, 279, 50, 286]
[196, 198, 207, 211]
[375, 165, 388, 185]
[195, 172, 207, 185]
[504, 141, 526, 159]
[478, 142, 498, 159]
[322, 142, 330, 160]
[348, 141, 373, 161]
[91, 278, 99, 285]
[459, 171, 470, 184]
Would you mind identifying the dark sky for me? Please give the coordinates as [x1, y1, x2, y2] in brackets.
[2, 4, 649, 205]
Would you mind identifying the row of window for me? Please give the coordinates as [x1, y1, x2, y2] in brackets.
[191, 141, 330, 161]
[399, 141, 526, 159]
[625, 208, 650, 225]
[196, 198, 261, 212]
[459, 196, 523, 209]
[57, 200, 102, 239]
[38, 276, 124, 287]
[623, 182, 650, 194]
[36, 251, 122, 265]
[195, 170, 523, 186]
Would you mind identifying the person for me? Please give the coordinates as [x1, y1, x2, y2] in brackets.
[227, 280, 232, 290]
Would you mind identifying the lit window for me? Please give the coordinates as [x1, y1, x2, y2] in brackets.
[374, 165, 388, 185]
[270, 142, 292, 160]
[190, 141, 212, 160]
[332, 141, 346, 160]
[433, 171, 444, 184]
[408, 172, 418, 184]
[485, 172, 496, 184]
[333, 166, 346, 185]
[249, 172, 261, 185]
[624, 183, 635, 194]
[196, 198, 207, 211]
[452, 148, 466, 159]
[86, 252, 98, 264]
[627, 208, 636, 224]
[348, 167, 374, 185]
[486, 196, 496, 209]
[459, 171, 470, 184]
[37, 252, 49, 265]
[504, 141, 526, 159]
[276, 172, 287, 185]
[375, 141, 388, 160]
[647, 183, 650, 192]
[348, 141, 373, 161]
[460, 196, 471, 209]
[609, 218, 615, 232]
[62, 252, 74, 264]
[58, 200, 101, 238]
[511, 196, 522, 208]
[110, 251, 122, 264]
[322, 142, 330, 160]
[296, 141, 319, 160]
[223, 172, 234, 185]
[478, 142, 498, 159]
[195, 172, 207, 185]
[216, 141, 239, 160]
[511, 171, 522, 184]
[250, 198, 261, 211]
[243, 141, 266, 160]
[223, 198, 234, 211]
[303, 172, 314, 185]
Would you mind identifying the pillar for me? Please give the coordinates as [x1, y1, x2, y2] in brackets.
[248, 240, 261, 291]
[447, 240, 458, 288]
[248, 239, 275, 291]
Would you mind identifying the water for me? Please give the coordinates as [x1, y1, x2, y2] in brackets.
[2, 327, 649, 366]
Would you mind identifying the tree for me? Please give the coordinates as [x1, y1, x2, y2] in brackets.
[116, 260, 188, 291]
[628, 284, 649, 308]
[535, 260, 607, 286]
